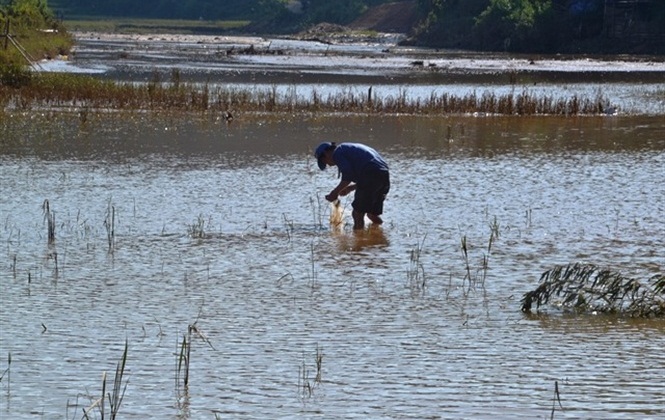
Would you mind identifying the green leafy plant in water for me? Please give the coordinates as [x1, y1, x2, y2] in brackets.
[521, 263, 665, 317]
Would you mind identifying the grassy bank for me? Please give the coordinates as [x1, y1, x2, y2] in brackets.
[63, 17, 250, 35]
[0, 2, 74, 74]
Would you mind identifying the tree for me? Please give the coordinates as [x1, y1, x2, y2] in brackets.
[474, 0, 557, 51]
[7, 0, 54, 26]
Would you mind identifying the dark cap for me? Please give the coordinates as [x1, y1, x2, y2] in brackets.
[314, 142, 334, 170]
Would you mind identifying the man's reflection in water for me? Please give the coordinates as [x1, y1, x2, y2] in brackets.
[334, 225, 389, 252]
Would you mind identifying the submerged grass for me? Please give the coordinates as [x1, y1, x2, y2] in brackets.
[1, 72, 619, 116]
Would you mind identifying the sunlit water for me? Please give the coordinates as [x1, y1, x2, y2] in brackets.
[1, 112, 664, 419]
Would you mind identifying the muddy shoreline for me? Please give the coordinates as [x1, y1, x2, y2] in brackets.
[61, 32, 665, 85]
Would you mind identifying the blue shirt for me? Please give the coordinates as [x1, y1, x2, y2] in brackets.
[333, 143, 389, 183]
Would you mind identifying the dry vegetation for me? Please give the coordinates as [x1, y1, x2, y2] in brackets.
[1, 72, 618, 116]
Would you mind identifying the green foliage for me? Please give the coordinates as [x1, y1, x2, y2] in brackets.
[301, 0, 368, 25]
[413, 0, 488, 48]
[53, 0, 265, 20]
[0, 60, 32, 87]
[474, 0, 560, 52]
[412, 0, 664, 53]
[5, 0, 55, 26]
[521, 263, 665, 317]
[0, 0, 73, 69]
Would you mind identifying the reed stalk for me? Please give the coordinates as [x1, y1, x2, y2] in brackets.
[550, 380, 563, 419]
[42, 199, 55, 244]
[309, 242, 317, 288]
[299, 358, 312, 398]
[83, 340, 128, 420]
[315, 344, 323, 384]
[299, 345, 323, 398]
[460, 235, 471, 288]
[481, 216, 500, 286]
[176, 323, 215, 391]
[0, 353, 10, 392]
[175, 335, 188, 389]
[104, 198, 115, 250]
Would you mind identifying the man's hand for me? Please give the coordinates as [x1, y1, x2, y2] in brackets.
[325, 192, 338, 202]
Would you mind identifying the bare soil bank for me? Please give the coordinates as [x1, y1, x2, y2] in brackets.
[348, 0, 419, 34]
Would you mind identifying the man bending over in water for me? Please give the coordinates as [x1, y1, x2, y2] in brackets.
[314, 141, 390, 230]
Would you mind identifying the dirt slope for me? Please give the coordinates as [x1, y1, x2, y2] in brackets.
[348, 1, 419, 34]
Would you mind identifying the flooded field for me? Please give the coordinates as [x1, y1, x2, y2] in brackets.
[1, 111, 664, 419]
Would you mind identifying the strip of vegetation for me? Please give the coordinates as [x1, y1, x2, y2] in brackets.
[1, 72, 618, 116]
[63, 17, 250, 35]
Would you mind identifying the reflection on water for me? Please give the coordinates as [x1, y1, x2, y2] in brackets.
[333, 226, 390, 253]
[1, 113, 664, 419]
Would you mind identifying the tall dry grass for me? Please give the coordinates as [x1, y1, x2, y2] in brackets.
[1, 73, 618, 116]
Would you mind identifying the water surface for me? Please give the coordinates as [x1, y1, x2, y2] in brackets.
[1, 113, 664, 419]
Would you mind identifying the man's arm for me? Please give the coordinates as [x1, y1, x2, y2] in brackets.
[326, 180, 352, 202]
[339, 184, 356, 196]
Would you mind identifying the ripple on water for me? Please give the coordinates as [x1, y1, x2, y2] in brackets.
[1, 114, 664, 419]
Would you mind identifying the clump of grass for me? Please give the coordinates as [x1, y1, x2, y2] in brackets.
[407, 234, 427, 293]
[187, 214, 207, 239]
[521, 263, 665, 317]
[458, 219, 500, 292]
[175, 322, 215, 391]
[298, 344, 323, 399]
[83, 340, 129, 420]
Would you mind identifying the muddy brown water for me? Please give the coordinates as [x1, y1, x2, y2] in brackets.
[1, 111, 664, 419]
